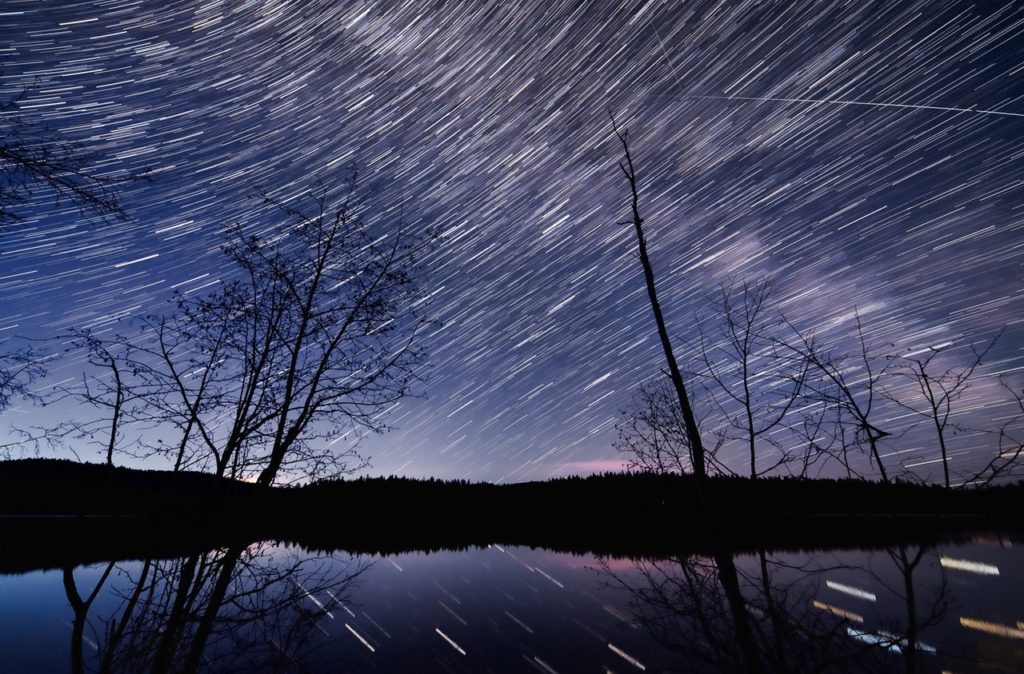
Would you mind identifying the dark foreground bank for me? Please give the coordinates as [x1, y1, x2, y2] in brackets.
[1, 458, 1021, 572]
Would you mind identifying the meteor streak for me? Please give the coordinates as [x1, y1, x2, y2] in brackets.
[686, 94, 1024, 119]
[650, 22, 1024, 119]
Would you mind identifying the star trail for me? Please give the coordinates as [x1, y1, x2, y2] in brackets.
[1, 0, 1022, 483]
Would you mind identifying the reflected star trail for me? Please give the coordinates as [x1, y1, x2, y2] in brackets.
[1, 0, 1022, 482]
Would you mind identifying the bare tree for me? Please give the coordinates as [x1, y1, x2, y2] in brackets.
[616, 381, 727, 475]
[117, 310, 235, 474]
[62, 562, 116, 674]
[612, 120, 708, 479]
[779, 311, 894, 482]
[599, 549, 897, 673]
[886, 332, 1001, 488]
[0, 340, 62, 461]
[60, 545, 366, 673]
[884, 544, 948, 674]
[788, 395, 865, 479]
[611, 120, 768, 672]
[962, 379, 1024, 486]
[122, 177, 434, 485]
[47, 330, 137, 467]
[698, 279, 809, 478]
[0, 343, 47, 413]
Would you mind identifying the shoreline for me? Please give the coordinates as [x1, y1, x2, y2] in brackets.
[2, 458, 1021, 572]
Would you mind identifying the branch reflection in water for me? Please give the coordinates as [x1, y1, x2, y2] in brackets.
[22, 537, 1021, 672]
[61, 543, 368, 673]
[598, 544, 955, 673]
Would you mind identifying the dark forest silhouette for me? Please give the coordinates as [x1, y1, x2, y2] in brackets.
[2, 458, 1021, 576]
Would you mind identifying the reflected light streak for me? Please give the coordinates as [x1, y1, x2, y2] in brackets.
[959, 617, 1024, 639]
[939, 557, 1000, 575]
[846, 627, 936, 654]
[826, 580, 877, 602]
[813, 600, 864, 623]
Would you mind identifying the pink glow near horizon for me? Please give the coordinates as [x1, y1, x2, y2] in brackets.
[549, 460, 630, 477]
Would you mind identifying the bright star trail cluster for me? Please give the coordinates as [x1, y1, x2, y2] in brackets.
[1, 1, 1022, 482]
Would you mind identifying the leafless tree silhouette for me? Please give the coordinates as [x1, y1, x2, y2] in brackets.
[778, 311, 894, 482]
[0, 344, 47, 413]
[600, 543, 951, 673]
[962, 379, 1024, 486]
[612, 119, 708, 480]
[45, 330, 139, 467]
[615, 381, 726, 475]
[697, 279, 809, 478]
[886, 332, 1001, 487]
[61, 544, 367, 673]
[47, 174, 434, 483]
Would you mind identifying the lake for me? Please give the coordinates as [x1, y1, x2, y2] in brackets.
[0, 536, 1020, 672]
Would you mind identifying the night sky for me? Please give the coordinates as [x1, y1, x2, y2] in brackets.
[2, 0, 1022, 483]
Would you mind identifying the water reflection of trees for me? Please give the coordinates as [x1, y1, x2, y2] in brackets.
[601, 544, 948, 673]
[61, 544, 367, 673]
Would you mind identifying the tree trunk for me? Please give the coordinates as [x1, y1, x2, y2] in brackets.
[615, 126, 706, 478]
[934, 417, 950, 488]
[181, 546, 243, 673]
[868, 434, 889, 483]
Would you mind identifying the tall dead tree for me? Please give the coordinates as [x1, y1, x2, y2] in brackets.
[612, 121, 707, 480]
[612, 121, 763, 673]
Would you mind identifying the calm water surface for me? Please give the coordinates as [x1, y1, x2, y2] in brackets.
[0, 537, 1020, 672]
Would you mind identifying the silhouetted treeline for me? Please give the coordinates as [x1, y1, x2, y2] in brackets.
[1, 458, 1021, 572]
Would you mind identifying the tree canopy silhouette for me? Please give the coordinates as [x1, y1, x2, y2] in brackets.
[44, 175, 435, 485]
[146, 179, 434, 485]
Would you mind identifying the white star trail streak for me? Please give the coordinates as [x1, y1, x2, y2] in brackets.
[434, 627, 466, 655]
[1, 0, 1022, 482]
[345, 623, 376, 653]
[609, 642, 647, 670]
